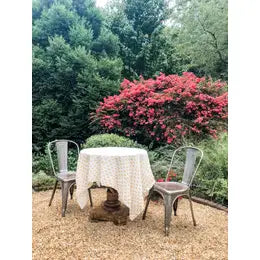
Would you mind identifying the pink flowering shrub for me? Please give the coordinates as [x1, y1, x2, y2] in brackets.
[92, 72, 228, 145]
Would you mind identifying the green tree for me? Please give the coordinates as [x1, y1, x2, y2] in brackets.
[69, 21, 93, 50]
[92, 27, 120, 57]
[144, 27, 189, 76]
[72, 0, 103, 38]
[32, 99, 63, 152]
[32, 0, 122, 152]
[33, 1, 79, 46]
[32, 0, 228, 152]
[106, 0, 177, 79]
[172, 0, 228, 79]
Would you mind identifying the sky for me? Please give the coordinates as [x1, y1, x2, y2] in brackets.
[96, 0, 108, 7]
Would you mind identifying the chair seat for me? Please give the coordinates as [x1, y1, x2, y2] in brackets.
[154, 181, 189, 194]
[57, 171, 76, 182]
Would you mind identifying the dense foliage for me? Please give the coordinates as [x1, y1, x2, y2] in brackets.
[105, 0, 228, 79]
[32, 133, 228, 204]
[32, 133, 144, 176]
[82, 133, 145, 149]
[104, 0, 184, 79]
[195, 132, 228, 204]
[32, 146, 78, 175]
[93, 72, 227, 146]
[32, 0, 123, 152]
[172, 0, 228, 79]
[32, 171, 56, 191]
[147, 133, 228, 204]
[32, 134, 145, 189]
[32, 0, 228, 152]
[32, 0, 228, 204]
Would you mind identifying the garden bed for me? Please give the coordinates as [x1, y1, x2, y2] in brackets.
[191, 196, 228, 212]
[33, 189, 228, 260]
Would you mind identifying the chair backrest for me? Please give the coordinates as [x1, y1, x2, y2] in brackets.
[47, 140, 79, 177]
[166, 146, 203, 186]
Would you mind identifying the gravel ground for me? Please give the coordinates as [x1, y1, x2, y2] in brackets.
[32, 189, 228, 260]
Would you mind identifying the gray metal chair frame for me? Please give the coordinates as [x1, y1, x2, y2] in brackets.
[48, 139, 94, 217]
[142, 146, 203, 236]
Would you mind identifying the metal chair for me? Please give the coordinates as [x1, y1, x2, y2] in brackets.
[142, 146, 203, 236]
[48, 140, 93, 217]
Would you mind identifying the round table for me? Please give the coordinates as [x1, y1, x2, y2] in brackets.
[76, 147, 155, 225]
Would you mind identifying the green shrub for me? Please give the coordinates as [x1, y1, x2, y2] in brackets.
[148, 147, 173, 180]
[197, 132, 228, 179]
[32, 134, 144, 189]
[32, 146, 78, 176]
[194, 132, 228, 204]
[32, 134, 145, 190]
[82, 133, 146, 149]
[32, 133, 227, 205]
[32, 171, 56, 191]
[32, 150, 52, 175]
[32, 1, 123, 153]
[148, 133, 228, 205]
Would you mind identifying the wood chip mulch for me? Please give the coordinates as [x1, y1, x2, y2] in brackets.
[32, 189, 227, 260]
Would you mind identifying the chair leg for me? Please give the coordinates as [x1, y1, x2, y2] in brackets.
[142, 188, 153, 220]
[88, 188, 93, 207]
[164, 194, 175, 236]
[70, 183, 75, 199]
[49, 180, 58, 206]
[173, 198, 179, 216]
[188, 193, 196, 226]
[61, 182, 70, 217]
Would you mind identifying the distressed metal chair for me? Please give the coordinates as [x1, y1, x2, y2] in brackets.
[142, 146, 203, 236]
[48, 140, 93, 217]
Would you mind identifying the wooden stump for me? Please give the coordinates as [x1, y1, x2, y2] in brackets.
[89, 188, 129, 225]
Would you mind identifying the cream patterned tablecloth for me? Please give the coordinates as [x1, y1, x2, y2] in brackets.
[76, 147, 155, 220]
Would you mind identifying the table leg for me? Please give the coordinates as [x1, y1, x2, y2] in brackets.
[103, 188, 121, 212]
[89, 187, 129, 225]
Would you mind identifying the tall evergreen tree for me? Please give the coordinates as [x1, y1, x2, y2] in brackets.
[105, 0, 181, 79]
[32, 0, 123, 152]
